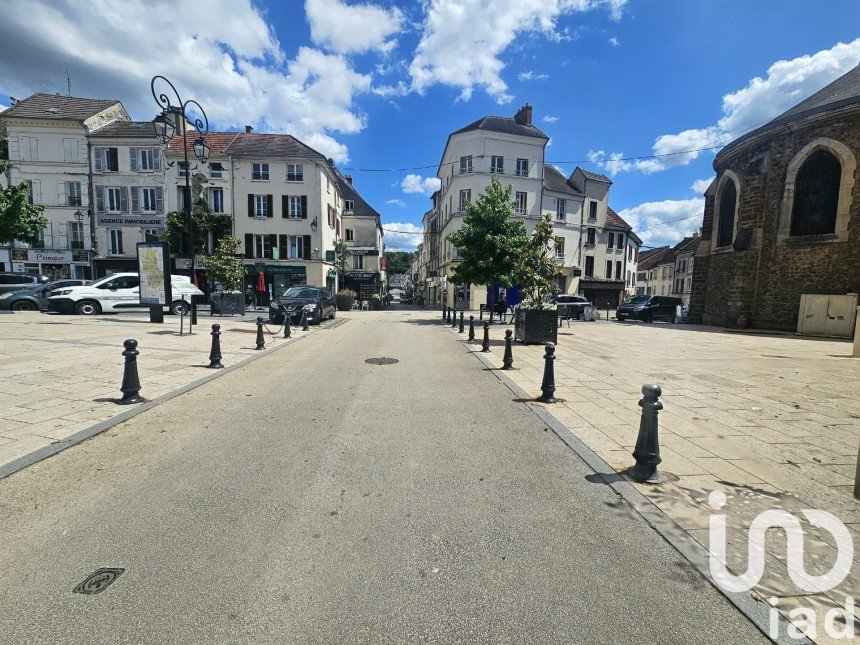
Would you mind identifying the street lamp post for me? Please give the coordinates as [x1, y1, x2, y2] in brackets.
[150, 75, 210, 333]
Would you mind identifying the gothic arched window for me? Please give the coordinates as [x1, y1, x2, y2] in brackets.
[716, 179, 737, 248]
[790, 149, 841, 236]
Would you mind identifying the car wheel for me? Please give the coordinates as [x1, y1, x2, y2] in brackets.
[329, 307, 336, 319]
[11, 300, 38, 311]
[671, 314, 678, 324]
[75, 300, 101, 316]
[171, 300, 190, 316]
[645, 312, 653, 323]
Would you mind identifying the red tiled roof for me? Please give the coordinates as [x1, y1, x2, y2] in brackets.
[166, 131, 240, 155]
[606, 207, 632, 230]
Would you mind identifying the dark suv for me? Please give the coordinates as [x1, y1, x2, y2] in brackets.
[0, 279, 90, 311]
[616, 295, 684, 323]
[0, 272, 50, 295]
[552, 294, 592, 320]
[269, 285, 336, 325]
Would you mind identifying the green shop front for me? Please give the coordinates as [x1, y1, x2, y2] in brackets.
[245, 263, 308, 306]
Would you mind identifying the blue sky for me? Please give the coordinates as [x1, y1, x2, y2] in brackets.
[1, 0, 858, 250]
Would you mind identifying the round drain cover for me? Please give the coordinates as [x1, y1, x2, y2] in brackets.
[365, 357, 399, 365]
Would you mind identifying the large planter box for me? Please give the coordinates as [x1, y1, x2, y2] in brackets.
[514, 308, 558, 344]
[336, 295, 354, 311]
[210, 292, 245, 316]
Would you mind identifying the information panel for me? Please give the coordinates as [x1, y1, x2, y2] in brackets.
[137, 241, 172, 306]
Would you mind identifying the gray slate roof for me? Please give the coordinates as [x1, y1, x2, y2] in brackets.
[0, 93, 119, 121]
[451, 115, 549, 140]
[334, 169, 381, 220]
[89, 121, 157, 138]
[223, 133, 327, 160]
[579, 168, 612, 184]
[542, 165, 583, 196]
[637, 246, 673, 270]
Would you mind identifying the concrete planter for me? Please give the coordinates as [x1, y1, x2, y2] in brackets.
[210, 292, 245, 316]
[336, 295, 354, 311]
[514, 308, 558, 344]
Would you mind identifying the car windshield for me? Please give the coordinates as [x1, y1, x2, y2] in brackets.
[623, 295, 652, 304]
[283, 287, 319, 299]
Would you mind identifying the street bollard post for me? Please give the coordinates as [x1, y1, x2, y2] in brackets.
[538, 343, 556, 403]
[481, 322, 490, 352]
[191, 301, 198, 326]
[443, 306, 447, 321]
[208, 324, 224, 369]
[283, 312, 291, 339]
[468, 315, 475, 341]
[459, 311, 464, 333]
[301, 309, 310, 331]
[452, 309, 458, 328]
[255, 316, 266, 350]
[502, 329, 514, 370]
[117, 339, 143, 405]
[854, 439, 859, 500]
[627, 385, 665, 484]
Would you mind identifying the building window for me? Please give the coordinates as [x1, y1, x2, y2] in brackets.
[554, 236, 565, 259]
[106, 187, 122, 213]
[288, 235, 305, 259]
[138, 148, 155, 171]
[254, 194, 270, 217]
[345, 199, 354, 213]
[584, 256, 594, 277]
[21, 136, 38, 161]
[209, 162, 224, 178]
[790, 149, 840, 237]
[63, 138, 79, 163]
[588, 201, 597, 219]
[178, 162, 189, 178]
[515, 192, 527, 216]
[716, 179, 737, 247]
[211, 188, 224, 213]
[459, 189, 471, 212]
[255, 234, 273, 259]
[143, 229, 160, 242]
[177, 186, 190, 211]
[68, 222, 84, 249]
[353, 254, 364, 269]
[586, 227, 596, 246]
[685, 276, 692, 293]
[616, 234, 624, 250]
[608, 232, 615, 248]
[556, 199, 566, 221]
[345, 228, 354, 241]
[459, 155, 472, 174]
[286, 164, 304, 182]
[99, 147, 119, 172]
[606, 260, 613, 278]
[140, 188, 157, 212]
[108, 229, 124, 255]
[286, 195, 302, 219]
[516, 158, 528, 177]
[490, 156, 503, 174]
[67, 181, 82, 207]
[252, 162, 269, 181]
[615, 261, 622, 280]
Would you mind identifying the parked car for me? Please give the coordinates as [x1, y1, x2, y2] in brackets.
[46, 273, 204, 316]
[269, 285, 336, 325]
[0, 279, 90, 311]
[0, 272, 50, 295]
[616, 295, 684, 323]
[545, 293, 593, 320]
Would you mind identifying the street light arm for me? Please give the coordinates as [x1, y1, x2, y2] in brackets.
[151, 75, 183, 113]
[182, 99, 209, 135]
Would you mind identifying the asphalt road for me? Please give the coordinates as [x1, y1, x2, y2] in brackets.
[0, 308, 767, 644]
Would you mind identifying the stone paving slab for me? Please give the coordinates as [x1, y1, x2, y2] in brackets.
[0, 311, 328, 471]
[454, 316, 859, 643]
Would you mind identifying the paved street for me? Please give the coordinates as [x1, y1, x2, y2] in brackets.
[0, 308, 766, 643]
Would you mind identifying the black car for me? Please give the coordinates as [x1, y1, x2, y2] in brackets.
[616, 295, 684, 323]
[269, 285, 336, 325]
[0, 272, 50, 295]
[0, 279, 90, 311]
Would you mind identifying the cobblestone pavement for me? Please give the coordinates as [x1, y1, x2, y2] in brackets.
[0, 310, 324, 471]
[454, 314, 859, 643]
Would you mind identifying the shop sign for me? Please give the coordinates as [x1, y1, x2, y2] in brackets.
[347, 272, 376, 283]
[10, 249, 28, 261]
[96, 214, 165, 228]
[28, 250, 73, 263]
[348, 247, 379, 256]
[265, 265, 306, 275]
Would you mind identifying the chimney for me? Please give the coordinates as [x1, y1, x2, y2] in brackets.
[514, 103, 533, 125]
[345, 175, 353, 185]
[245, 125, 253, 133]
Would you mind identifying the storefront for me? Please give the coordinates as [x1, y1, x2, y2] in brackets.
[244, 263, 308, 306]
[7, 249, 92, 280]
[344, 271, 379, 303]
[579, 278, 626, 310]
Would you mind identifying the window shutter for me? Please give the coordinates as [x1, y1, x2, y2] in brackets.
[131, 187, 140, 213]
[268, 234, 277, 255]
[94, 147, 103, 171]
[303, 235, 311, 259]
[266, 194, 273, 218]
[129, 148, 138, 171]
[282, 195, 289, 218]
[301, 196, 308, 219]
[245, 234, 254, 257]
[248, 194, 254, 217]
[32, 180, 41, 204]
[279, 234, 288, 259]
[153, 149, 161, 171]
[120, 187, 129, 213]
[155, 187, 164, 214]
[96, 186, 105, 213]
[57, 181, 66, 206]
[109, 148, 118, 171]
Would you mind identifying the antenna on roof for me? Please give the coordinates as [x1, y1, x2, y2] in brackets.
[66, 70, 71, 96]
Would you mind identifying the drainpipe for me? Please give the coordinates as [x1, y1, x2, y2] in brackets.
[85, 134, 96, 278]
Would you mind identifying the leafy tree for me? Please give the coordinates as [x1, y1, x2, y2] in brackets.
[446, 176, 528, 288]
[0, 139, 49, 246]
[201, 235, 246, 291]
[162, 173, 230, 255]
[515, 212, 560, 309]
[333, 238, 350, 281]
[385, 250, 413, 275]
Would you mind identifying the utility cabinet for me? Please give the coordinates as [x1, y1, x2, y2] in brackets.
[796, 293, 858, 338]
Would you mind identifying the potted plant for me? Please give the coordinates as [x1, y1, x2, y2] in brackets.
[513, 212, 560, 344]
[336, 288, 356, 311]
[371, 293, 382, 310]
[202, 235, 247, 316]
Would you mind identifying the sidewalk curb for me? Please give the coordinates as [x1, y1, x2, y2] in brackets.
[0, 322, 335, 481]
[446, 325, 804, 645]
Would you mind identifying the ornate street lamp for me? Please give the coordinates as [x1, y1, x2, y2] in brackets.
[193, 136, 210, 164]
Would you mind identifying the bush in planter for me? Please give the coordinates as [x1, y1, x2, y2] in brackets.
[336, 288, 356, 311]
[202, 236, 247, 316]
[513, 213, 560, 343]
[371, 293, 382, 310]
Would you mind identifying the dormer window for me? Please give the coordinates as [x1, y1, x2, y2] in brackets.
[345, 199, 354, 213]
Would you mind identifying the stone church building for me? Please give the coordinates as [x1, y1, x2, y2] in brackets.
[689, 64, 859, 330]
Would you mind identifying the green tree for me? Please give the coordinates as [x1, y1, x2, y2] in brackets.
[162, 173, 230, 255]
[201, 235, 246, 291]
[385, 250, 413, 275]
[333, 238, 350, 282]
[446, 176, 528, 289]
[515, 212, 560, 308]
[0, 139, 49, 246]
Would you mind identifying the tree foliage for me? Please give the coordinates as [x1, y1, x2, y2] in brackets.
[0, 139, 49, 246]
[201, 235, 246, 291]
[446, 176, 528, 288]
[385, 250, 413, 275]
[162, 172, 230, 255]
[516, 212, 560, 309]
[333, 238, 350, 279]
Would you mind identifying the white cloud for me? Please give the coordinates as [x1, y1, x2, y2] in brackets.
[618, 198, 704, 247]
[690, 177, 715, 194]
[385, 198, 406, 207]
[587, 150, 633, 174]
[0, 0, 375, 163]
[382, 222, 423, 250]
[401, 173, 441, 196]
[305, 0, 404, 55]
[542, 114, 559, 123]
[409, 0, 627, 104]
[591, 38, 860, 176]
[608, 36, 619, 47]
[518, 70, 549, 82]
[372, 81, 410, 98]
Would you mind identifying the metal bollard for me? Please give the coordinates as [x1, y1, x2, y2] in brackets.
[255, 316, 266, 350]
[627, 385, 665, 484]
[502, 329, 513, 370]
[208, 324, 224, 369]
[538, 343, 556, 403]
[452, 309, 458, 328]
[283, 312, 291, 339]
[191, 302, 198, 326]
[853, 440, 859, 500]
[443, 306, 447, 321]
[117, 339, 143, 405]
[301, 309, 309, 331]
[489, 309, 494, 324]
[481, 322, 490, 352]
[479, 307, 483, 321]
[468, 315, 475, 341]
[459, 311, 464, 333]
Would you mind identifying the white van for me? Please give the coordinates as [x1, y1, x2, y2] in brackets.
[47, 272, 204, 316]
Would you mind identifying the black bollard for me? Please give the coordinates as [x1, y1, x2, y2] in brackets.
[255, 316, 266, 350]
[538, 343, 556, 403]
[301, 309, 309, 331]
[481, 322, 490, 352]
[468, 315, 475, 341]
[627, 385, 665, 484]
[191, 301, 198, 326]
[489, 309, 494, 324]
[479, 307, 483, 321]
[502, 329, 513, 370]
[283, 312, 291, 338]
[446, 306, 451, 324]
[458, 311, 464, 333]
[117, 339, 143, 405]
[208, 324, 224, 369]
[452, 309, 458, 328]
[442, 305, 447, 321]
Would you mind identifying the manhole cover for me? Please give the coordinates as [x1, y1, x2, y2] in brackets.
[365, 357, 399, 365]
[73, 568, 124, 595]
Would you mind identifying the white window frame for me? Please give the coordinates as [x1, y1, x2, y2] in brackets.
[490, 156, 503, 174]
[67, 181, 82, 207]
[68, 221, 84, 247]
[209, 162, 223, 178]
[516, 158, 528, 177]
[138, 148, 154, 171]
[286, 164, 304, 182]
[345, 228, 354, 241]
[515, 192, 527, 216]
[108, 229, 124, 255]
[211, 188, 225, 214]
[288, 195, 302, 219]
[288, 235, 304, 259]
[254, 194, 268, 217]
[252, 162, 269, 181]
[140, 188, 157, 212]
[353, 254, 364, 269]
[459, 189, 471, 212]
[345, 199, 354, 213]
[143, 228, 160, 242]
[556, 198, 566, 221]
[178, 162, 189, 178]
[459, 155, 472, 174]
[254, 234, 273, 259]
[554, 237, 565, 259]
[106, 187, 122, 213]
